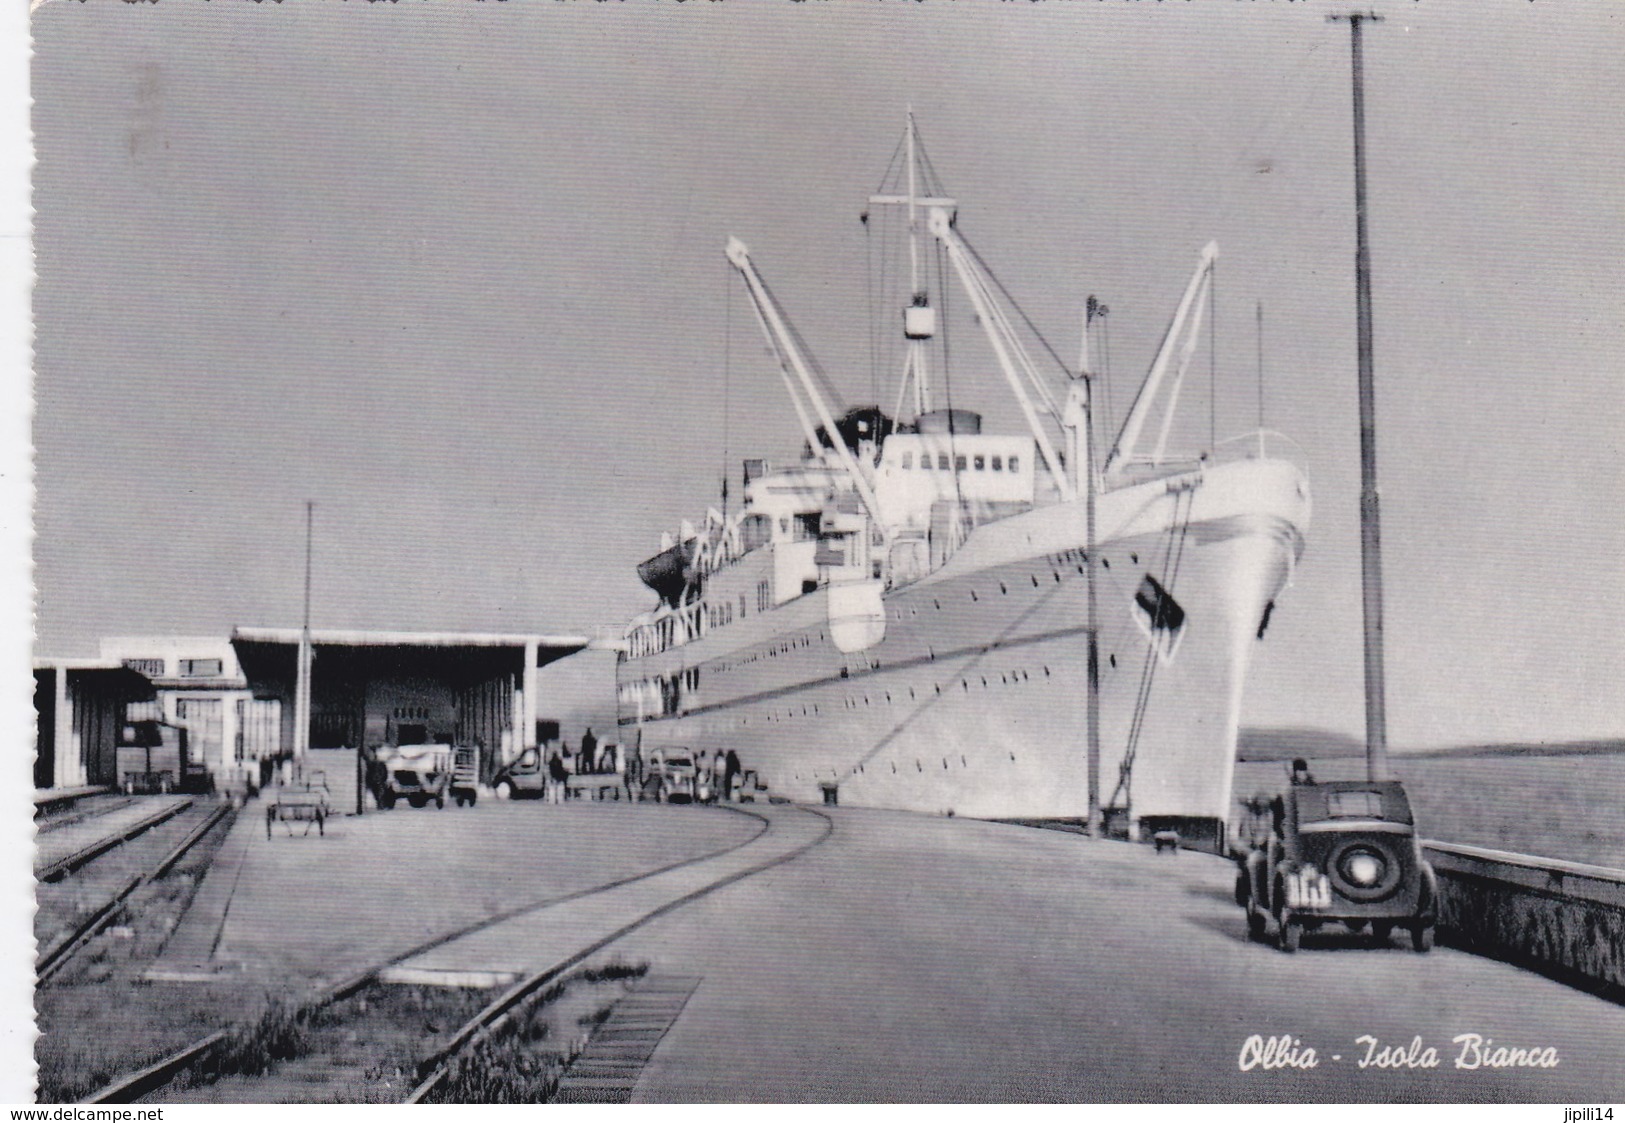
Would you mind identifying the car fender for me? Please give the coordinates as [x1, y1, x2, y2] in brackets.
[1418, 860, 1439, 923]
[1244, 850, 1268, 906]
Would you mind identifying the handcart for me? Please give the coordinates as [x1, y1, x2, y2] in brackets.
[267, 770, 331, 838]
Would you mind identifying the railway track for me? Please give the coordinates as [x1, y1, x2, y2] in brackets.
[82, 804, 832, 1105]
[36, 801, 235, 986]
[36, 798, 195, 883]
[36, 795, 136, 835]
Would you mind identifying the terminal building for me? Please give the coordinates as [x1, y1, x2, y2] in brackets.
[34, 627, 597, 804]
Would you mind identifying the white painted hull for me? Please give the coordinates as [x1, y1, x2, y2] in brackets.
[619, 457, 1309, 825]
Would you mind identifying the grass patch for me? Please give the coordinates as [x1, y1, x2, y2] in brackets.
[421, 959, 650, 1104]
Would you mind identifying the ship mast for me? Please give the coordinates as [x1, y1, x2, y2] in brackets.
[870, 110, 955, 422]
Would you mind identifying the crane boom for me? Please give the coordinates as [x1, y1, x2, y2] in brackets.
[726, 237, 890, 546]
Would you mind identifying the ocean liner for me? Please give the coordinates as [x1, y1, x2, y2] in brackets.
[616, 117, 1311, 846]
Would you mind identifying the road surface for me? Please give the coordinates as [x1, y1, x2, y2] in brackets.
[592, 806, 1625, 1102]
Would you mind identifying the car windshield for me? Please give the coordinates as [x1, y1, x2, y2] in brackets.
[1294, 783, 1412, 825]
[1326, 790, 1384, 818]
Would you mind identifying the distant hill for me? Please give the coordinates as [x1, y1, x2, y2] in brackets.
[1238, 727, 1625, 762]
[1237, 727, 1364, 762]
[1400, 737, 1625, 760]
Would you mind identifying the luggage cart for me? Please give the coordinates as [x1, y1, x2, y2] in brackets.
[267, 770, 331, 838]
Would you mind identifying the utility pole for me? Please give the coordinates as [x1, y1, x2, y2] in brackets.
[1331, 11, 1389, 782]
[293, 500, 314, 772]
[1081, 298, 1106, 836]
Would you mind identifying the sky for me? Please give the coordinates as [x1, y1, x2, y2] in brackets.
[23, 0, 1625, 752]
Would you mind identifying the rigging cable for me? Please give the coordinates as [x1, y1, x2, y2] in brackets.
[865, 208, 877, 406]
[936, 238, 967, 521]
[1109, 483, 1198, 814]
[722, 258, 732, 519]
[1256, 300, 1266, 436]
[1209, 256, 1218, 453]
[1101, 312, 1114, 447]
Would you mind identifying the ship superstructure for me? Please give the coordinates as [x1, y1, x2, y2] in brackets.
[617, 117, 1310, 847]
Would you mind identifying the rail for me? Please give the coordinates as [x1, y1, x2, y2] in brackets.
[36, 799, 194, 883]
[1423, 840, 1625, 998]
[82, 804, 807, 1105]
[37, 804, 234, 985]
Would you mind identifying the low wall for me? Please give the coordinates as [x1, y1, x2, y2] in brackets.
[1424, 841, 1625, 998]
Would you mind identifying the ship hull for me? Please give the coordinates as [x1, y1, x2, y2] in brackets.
[619, 457, 1309, 829]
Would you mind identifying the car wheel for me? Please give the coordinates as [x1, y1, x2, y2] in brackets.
[379, 791, 396, 810]
[1246, 904, 1267, 942]
[495, 781, 513, 802]
[408, 794, 427, 809]
[435, 793, 445, 809]
[1279, 918, 1302, 954]
[1371, 921, 1393, 943]
[1411, 923, 1435, 953]
[1345, 919, 1368, 934]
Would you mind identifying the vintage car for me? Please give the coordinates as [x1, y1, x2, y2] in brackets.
[1236, 779, 1437, 953]
[492, 746, 549, 800]
[374, 743, 453, 809]
[645, 747, 706, 804]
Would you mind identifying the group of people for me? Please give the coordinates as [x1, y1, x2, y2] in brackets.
[541, 728, 644, 803]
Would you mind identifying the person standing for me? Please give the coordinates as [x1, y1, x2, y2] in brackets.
[581, 727, 598, 774]
[547, 749, 568, 804]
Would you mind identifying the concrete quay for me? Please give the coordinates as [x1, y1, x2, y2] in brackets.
[140, 798, 1625, 1101]
[147, 800, 762, 987]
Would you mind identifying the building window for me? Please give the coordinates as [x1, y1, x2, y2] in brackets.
[973, 455, 985, 471]
[122, 658, 165, 677]
[991, 456, 1003, 471]
[901, 452, 913, 469]
[180, 658, 223, 678]
[921, 454, 933, 471]
[954, 455, 967, 472]
[1008, 456, 1020, 474]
